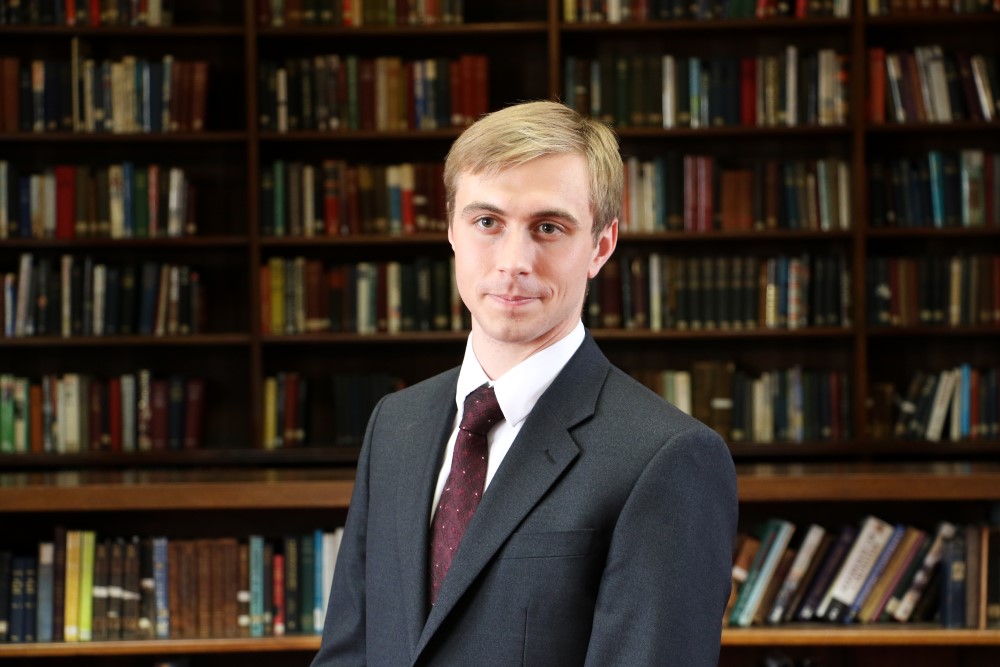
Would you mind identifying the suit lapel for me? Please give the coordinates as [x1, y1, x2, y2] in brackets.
[414, 335, 610, 659]
[394, 369, 459, 656]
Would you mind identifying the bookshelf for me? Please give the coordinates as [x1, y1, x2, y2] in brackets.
[1, 0, 999, 664]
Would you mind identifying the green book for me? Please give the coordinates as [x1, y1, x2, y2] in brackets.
[78, 530, 96, 641]
[133, 167, 150, 238]
[0, 375, 14, 453]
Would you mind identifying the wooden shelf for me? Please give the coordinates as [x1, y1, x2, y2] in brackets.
[0, 469, 356, 512]
[617, 230, 854, 241]
[737, 463, 1000, 501]
[0, 334, 251, 347]
[0, 447, 362, 470]
[866, 121, 1000, 134]
[258, 129, 462, 141]
[0, 236, 249, 250]
[866, 227, 1000, 238]
[867, 325, 1000, 337]
[0, 636, 320, 656]
[615, 125, 851, 138]
[0, 132, 246, 143]
[0, 26, 245, 37]
[722, 626, 1000, 646]
[560, 17, 853, 32]
[261, 233, 448, 247]
[257, 21, 548, 36]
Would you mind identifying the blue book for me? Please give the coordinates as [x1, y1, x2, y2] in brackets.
[36, 543, 54, 642]
[9, 556, 27, 642]
[927, 151, 945, 228]
[18, 176, 30, 238]
[313, 529, 324, 633]
[122, 162, 134, 237]
[152, 537, 169, 639]
[249, 535, 264, 637]
[149, 62, 163, 133]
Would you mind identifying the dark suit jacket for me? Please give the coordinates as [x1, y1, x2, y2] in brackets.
[312, 333, 738, 666]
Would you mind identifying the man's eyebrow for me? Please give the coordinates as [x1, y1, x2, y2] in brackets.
[460, 202, 581, 229]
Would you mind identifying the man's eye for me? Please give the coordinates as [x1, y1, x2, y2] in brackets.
[538, 222, 560, 235]
[475, 217, 496, 229]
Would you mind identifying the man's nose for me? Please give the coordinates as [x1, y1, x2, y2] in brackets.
[495, 227, 533, 276]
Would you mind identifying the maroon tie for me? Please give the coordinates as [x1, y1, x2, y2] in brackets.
[428, 383, 504, 604]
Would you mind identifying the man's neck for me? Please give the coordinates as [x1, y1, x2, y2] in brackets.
[469, 324, 579, 380]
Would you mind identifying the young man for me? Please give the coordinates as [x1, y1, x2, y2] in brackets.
[312, 101, 738, 666]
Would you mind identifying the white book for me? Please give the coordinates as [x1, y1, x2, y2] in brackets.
[61, 255, 73, 336]
[837, 161, 851, 230]
[61, 373, 82, 453]
[674, 371, 692, 416]
[927, 46, 952, 123]
[14, 253, 33, 337]
[0, 160, 7, 239]
[302, 165, 316, 237]
[276, 67, 289, 132]
[167, 167, 185, 237]
[120, 374, 137, 452]
[386, 261, 402, 334]
[970, 56, 994, 122]
[92, 263, 106, 336]
[785, 45, 798, 126]
[649, 253, 662, 332]
[925, 369, 959, 442]
[44, 170, 57, 238]
[321, 528, 345, 623]
[817, 515, 894, 622]
[662, 55, 675, 129]
[108, 165, 125, 238]
[767, 524, 827, 624]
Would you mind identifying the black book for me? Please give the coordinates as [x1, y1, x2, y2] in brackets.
[44, 61, 59, 131]
[82, 255, 95, 335]
[104, 265, 121, 335]
[18, 62, 32, 132]
[167, 375, 186, 450]
[119, 263, 137, 335]
[0, 551, 11, 641]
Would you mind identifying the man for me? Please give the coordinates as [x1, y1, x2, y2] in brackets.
[312, 100, 738, 666]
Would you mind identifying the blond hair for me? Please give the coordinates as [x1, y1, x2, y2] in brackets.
[443, 101, 622, 243]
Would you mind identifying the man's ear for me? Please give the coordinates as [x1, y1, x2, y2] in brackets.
[588, 218, 618, 279]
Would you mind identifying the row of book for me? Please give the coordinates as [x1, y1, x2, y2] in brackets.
[870, 366, 1000, 442]
[0, 50, 210, 135]
[727, 517, 1000, 629]
[562, 49, 849, 130]
[867, 255, 1000, 328]
[1, 256, 205, 338]
[0, 528, 344, 643]
[0, 372, 204, 455]
[634, 362, 851, 443]
[0, 162, 197, 240]
[867, 0, 1000, 17]
[260, 256, 466, 335]
[259, 54, 488, 133]
[620, 155, 851, 233]
[0, 0, 176, 25]
[563, 0, 851, 20]
[585, 253, 852, 332]
[261, 160, 447, 237]
[258, 0, 465, 26]
[869, 48, 999, 125]
[262, 371, 403, 448]
[869, 150, 1000, 229]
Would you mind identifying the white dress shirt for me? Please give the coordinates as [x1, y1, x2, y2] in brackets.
[429, 321, 586, 521]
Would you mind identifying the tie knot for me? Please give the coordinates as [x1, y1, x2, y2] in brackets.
[459, 384, 504, 436]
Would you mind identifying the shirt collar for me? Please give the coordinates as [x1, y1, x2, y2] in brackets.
[456, 321, 586, 428]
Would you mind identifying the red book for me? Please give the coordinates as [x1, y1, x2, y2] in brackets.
[109, 376, 122, 452]
[830, 372, 841, 441]
[183, 378, 204, 449]
[150, 379, 169, 450]
[282, 373, 298, 447]
[190, 62, 209, 132]
[473, 55, 489, 121]
[359, 59, 376, 131]
[740, 57, 756, 127]
[259, 264, 271, 334]
[1, 58, 19, 133]
[89, 0, 101, 26]
[869, 48, 886, 124]
[697, 156, 714, 233]
[272, 553, 285, 636]
[683, 155, 696, 232]
[29, 384, 44, 453]
[345, 167, 361, 235]
[322, 160, 341, 236]
[89, 378, 103, 451]
[450, 59, 462, 127]
[55, 165, 77, 239]
[65, 0, 76, 25]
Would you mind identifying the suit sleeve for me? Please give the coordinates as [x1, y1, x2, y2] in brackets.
[583, 425, 738, 667]
[311, 397, 386, 667]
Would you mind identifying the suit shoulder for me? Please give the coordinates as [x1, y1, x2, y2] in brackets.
[602, 365, 714, 438]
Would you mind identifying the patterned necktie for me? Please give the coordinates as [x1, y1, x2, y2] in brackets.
[428, 383, 504, 605]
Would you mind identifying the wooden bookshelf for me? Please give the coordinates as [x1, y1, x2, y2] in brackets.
[1, 0, 999, 662]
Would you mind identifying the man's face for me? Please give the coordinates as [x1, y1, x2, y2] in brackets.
[448, 153, 617, 359]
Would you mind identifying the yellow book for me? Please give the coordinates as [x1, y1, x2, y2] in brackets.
[63, 530, 82, 642]
[263, 376, 277, 449]
[78, 531, 96, 641]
